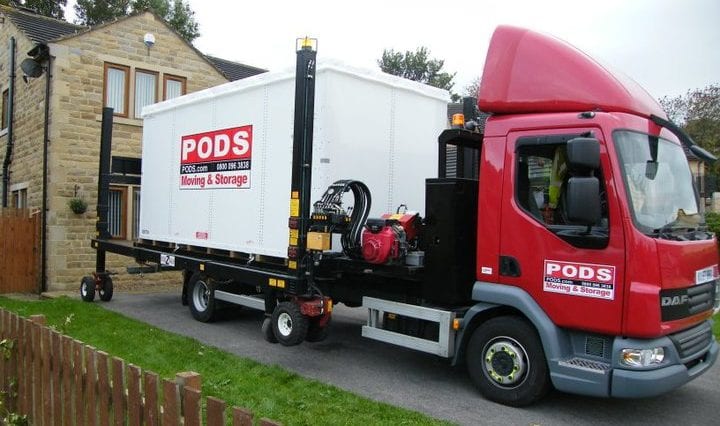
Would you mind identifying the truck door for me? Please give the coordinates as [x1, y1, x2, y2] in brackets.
[498, 129, 626, 335]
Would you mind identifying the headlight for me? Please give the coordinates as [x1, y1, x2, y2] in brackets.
[620, 348, 665, 367]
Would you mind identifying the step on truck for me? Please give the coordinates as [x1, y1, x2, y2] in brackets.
[84, 27, 719, 406]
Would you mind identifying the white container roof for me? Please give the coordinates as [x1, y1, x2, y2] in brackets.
[142, 58, 451, 118]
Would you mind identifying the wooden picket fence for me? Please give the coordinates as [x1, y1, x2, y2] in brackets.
[0, 309, 282, 425]
[0, 209, 40, 294]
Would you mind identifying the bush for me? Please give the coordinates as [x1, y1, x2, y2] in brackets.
[705, 212, 720, 235]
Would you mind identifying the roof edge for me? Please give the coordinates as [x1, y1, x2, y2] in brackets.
[51, 10, 229, 82]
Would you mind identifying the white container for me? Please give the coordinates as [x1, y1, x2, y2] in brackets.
[139, 60, 450, 258]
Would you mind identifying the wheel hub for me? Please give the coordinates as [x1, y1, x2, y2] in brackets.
[483, 338, 527, 386]
[192, 281, 209, 311]
[277, 312, 293, 337]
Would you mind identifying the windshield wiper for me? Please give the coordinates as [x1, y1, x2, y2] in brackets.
[651, 209, 709, 240]
[651, 223, 711, 241]
[652, 221, 683, 240]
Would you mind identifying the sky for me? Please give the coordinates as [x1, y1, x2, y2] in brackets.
[65, 0, 719, 99]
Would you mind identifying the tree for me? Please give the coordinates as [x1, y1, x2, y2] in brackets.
[164, 0, 198, 42]
[74, 0, 129, 25]
[659, 84, 720, 156]
[464, 76, 481, 98]
[9, 0, 67, 19]
[131, 0, 169, 17]
[378, 47, 457, 100]
[74, 0, 200, 43]
[131, 0, 198, 42]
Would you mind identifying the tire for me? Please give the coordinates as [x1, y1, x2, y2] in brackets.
[271, 302, 309, 346]
[80, 276, 95, 302]
[98, 276, 113, 302]
[261, 317, 278, 344]
[466, 316, 551, 407]
[188, 273, 217, 322]
[181, 270, 190, 306]
[305, 317, 330, 343]
[181, 284, 189, 306]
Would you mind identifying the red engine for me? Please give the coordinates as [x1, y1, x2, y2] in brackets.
[362, 213, 419, 264]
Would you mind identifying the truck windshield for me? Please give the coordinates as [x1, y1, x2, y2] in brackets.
[614, 130, 705, 238]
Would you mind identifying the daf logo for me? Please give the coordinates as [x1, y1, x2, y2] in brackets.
[661, 295, 689, 306]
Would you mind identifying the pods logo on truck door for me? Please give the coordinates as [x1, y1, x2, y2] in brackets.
[179, 125, 253, 190]
[543, 260, 616, 300]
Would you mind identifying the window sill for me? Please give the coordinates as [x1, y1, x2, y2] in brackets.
[96, 115, 143, 127]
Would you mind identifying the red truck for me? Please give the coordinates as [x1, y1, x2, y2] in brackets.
[85, 26, 719, 406]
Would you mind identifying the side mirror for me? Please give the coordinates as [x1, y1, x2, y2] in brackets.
[567, 138, 600, 171]
[565, 177, 601, 225]
[645, 160, 658, 180]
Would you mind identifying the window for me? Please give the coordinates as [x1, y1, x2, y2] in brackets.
[614, 130, 698, 234]
[105, 63, 187, 118]
[108, 187, 127, 239]
[515, 136, 609, 248]
[104, 63, 130, 117]
[2, 89, 8, 130]
[108, 185, 142, 240]
[163, 75, 186, 100]
[134, 69, 158, 118]
[516, 144, 558, 223]
[132, 188, 141, 239]
[12, 188, 27, 209]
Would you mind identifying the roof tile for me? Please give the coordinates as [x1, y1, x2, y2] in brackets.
[3, 7, 83, 44]
[1, 6, 264, 82]
[205, 55, 266, 81]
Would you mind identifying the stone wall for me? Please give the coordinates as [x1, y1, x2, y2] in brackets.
[0, 22, 47, 213]
[3, 12, 228, 291]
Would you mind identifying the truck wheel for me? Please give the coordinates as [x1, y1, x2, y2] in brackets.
[188, 273, 217, 322]
[181, 283, 189, 306]
[466, 316, 550, 407]
[80, 276, 95, 302]
[181, 270, 190, 306]
[271, 302, 308, 346]
[261, 317, 278, 344]
[305, 318, 330, 343]
[98, 276, 113, 302]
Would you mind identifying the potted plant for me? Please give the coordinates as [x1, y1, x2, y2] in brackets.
[68, 197, 88, 214]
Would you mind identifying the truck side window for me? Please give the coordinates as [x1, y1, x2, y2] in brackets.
[516, 142, 609, 246]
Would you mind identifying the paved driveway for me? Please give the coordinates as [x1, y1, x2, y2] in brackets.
[102, 291, 720, 425]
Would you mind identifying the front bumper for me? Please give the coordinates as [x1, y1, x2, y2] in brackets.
[611, 320, 718, 398]
[550, 320, 718, 398]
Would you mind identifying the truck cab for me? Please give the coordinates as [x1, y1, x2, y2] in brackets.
[455, 26, 719, 405]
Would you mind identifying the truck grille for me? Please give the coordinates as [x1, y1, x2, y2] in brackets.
[660, 281, 716, 321]
[668, 321, 713, 362]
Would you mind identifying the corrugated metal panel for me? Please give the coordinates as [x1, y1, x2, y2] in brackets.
[139, 63, 450, 256]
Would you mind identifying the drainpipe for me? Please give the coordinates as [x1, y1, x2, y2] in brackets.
[40, 54, 52, 293]
[2, 37, 16, 207]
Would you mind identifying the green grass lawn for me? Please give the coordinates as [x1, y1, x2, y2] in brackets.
[0, 296, 449, 425]
[714, 311, 720, 341]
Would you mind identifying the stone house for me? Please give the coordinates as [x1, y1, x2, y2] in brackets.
[0, 6, 265, 292]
